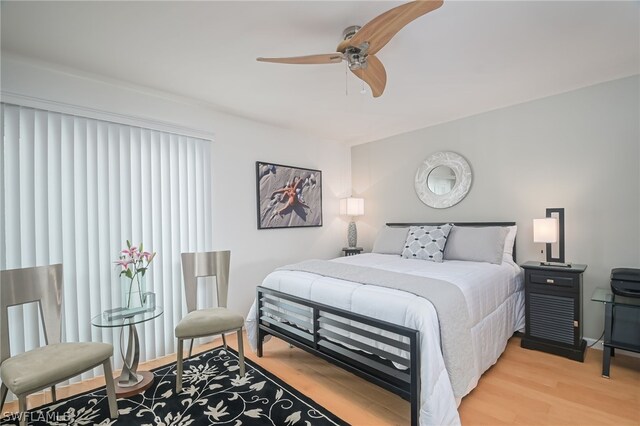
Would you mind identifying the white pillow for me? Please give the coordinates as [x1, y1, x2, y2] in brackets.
[503, 225, 517, 263]
[443, 226, 509, 265]
[372, 226, 409, 255]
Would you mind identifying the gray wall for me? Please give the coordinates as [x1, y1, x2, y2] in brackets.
[351, 75, 640, 340]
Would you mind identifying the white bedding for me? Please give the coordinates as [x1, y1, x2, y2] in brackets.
[246, 253, 525, 425]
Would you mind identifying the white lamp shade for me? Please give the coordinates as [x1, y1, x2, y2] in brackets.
[533, 218, 558, 243]
[340, 197, 364, 216]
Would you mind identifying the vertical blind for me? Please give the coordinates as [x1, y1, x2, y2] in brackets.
[0, 103, 213, 382]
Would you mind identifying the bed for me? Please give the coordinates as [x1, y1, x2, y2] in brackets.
[245, 222, 525, 426]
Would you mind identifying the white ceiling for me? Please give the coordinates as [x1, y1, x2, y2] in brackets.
[1, 1, 639, 145]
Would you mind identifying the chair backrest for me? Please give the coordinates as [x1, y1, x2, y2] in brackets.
[181, 251, 231, 313]
[0, 264, 63, 365]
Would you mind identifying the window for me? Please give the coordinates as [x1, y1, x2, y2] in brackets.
[0, 103, 213, 380]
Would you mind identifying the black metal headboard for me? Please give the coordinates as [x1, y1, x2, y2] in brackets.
[386, 221, 517, 263]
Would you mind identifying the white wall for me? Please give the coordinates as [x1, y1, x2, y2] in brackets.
[351, 75, 640, 340]
[1, 55, 352, 317]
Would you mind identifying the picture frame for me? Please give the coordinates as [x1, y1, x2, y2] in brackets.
[256, 161, 323, 229]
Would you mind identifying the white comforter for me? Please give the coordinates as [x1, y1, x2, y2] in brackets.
[246, 254, 525, 425]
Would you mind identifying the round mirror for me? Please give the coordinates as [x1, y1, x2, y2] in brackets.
[415, 152, 472, 209]
[427, 166, 456, 195]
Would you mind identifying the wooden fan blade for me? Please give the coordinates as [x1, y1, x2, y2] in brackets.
[337, 0, 443, 54]
[351, 54, 387, 98]
[256, 53, 343, 65]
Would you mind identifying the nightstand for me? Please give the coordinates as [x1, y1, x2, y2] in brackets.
[521, 261, 587, 361]
[342, 247, 363, 256]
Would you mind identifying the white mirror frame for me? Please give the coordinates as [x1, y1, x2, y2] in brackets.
[415, 151, 472, 209]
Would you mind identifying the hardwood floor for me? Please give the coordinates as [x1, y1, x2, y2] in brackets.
[3, 334, 638, 425]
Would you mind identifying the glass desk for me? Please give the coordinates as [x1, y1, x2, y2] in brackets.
[591, 288, 640, 378]
[92, 307, 163, 397]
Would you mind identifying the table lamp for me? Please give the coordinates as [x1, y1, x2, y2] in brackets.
[533, 208, 570, 267]
[340, 197, 364, 248]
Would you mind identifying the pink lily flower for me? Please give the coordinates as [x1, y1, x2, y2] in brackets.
[114, 259, 130, 270]
[121, 246, 139, 257]
[115, 242, 156, 290]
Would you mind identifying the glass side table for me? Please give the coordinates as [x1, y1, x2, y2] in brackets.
[92, 306, 163, 397]
[591, 288, 640, 378]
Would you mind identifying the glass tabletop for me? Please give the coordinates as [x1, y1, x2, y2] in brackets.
[92, 306, 163, 328]
[591, 288, 640, 307]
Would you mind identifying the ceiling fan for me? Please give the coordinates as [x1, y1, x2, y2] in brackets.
[256, 0, 444, 98]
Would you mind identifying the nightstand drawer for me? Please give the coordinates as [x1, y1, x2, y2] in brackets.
[530, 273, 575, 288]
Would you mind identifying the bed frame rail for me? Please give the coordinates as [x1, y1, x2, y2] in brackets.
[256, 286, 420, 426]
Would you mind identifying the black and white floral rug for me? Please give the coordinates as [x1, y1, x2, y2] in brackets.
[0, 346, 348, 425]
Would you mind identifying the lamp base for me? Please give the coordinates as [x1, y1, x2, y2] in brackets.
[347, 221, 357, 248]
[540, 261, 572, 268]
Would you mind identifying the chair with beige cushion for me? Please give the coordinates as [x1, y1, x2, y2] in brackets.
[0, 264, 118, 426]
[175, 251, 245, 393]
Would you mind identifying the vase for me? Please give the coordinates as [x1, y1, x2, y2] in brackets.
[122, 274, 146, 310]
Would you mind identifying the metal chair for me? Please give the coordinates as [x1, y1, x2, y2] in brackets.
[0, 264, 118, 426]
[175, 251, 245, 393]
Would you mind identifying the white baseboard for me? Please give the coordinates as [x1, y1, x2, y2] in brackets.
[584, 337, 640, 358]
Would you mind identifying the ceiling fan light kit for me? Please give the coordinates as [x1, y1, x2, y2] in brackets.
[345, 42, 369, 71]
[256, 0, 444, 98]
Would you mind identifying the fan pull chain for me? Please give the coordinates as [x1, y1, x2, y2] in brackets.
[360, 80, 366, 95]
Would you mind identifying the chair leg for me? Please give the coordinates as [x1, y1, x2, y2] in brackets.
[18, 395, 27, 426]
[237, 328, 245, 377]
[176, 338, 184, 393]
[0, 383, 8, 414]
[188, 338, 194, 358]
[102, 359, 119, 419]
[222, 333, 227, 349]
[50, 385, 57, 403]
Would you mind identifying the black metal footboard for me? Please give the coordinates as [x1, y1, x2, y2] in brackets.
[256, 286, 420, 426]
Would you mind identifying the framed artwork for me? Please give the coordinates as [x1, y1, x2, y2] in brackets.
[256, 161, 323, 229]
